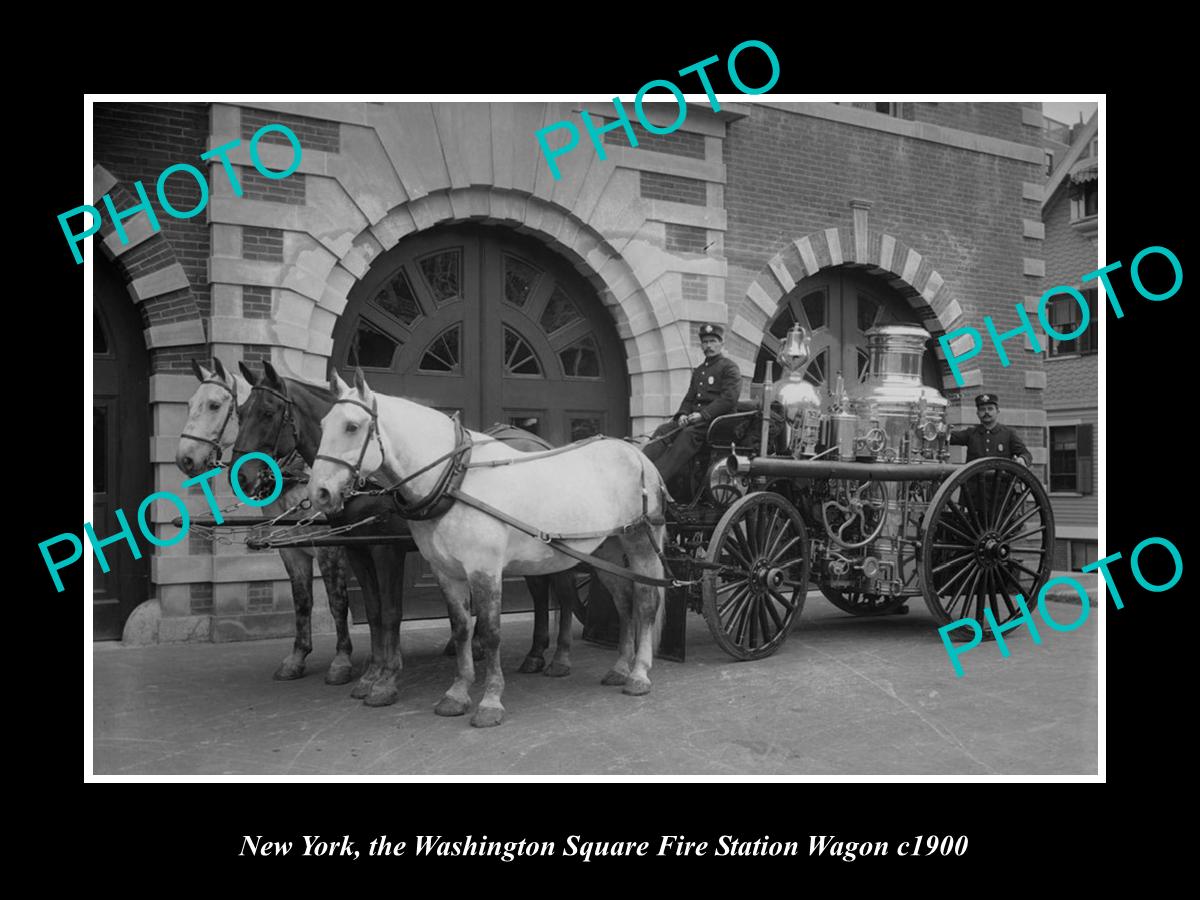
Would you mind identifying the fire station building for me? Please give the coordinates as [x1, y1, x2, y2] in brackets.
[91, 100, 1059, 643]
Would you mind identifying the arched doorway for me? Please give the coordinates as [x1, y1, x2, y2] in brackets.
[93, 255, 151, 640]
[753, 267, 943, 391]
[332, 224, 630, 617]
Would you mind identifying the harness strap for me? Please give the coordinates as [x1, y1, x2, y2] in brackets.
[464, 434, 607, 469]
[446, 488, 678, 588]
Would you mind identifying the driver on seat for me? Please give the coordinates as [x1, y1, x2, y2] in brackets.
[643, 323, 743, 492]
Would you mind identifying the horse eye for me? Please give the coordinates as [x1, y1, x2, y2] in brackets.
[346, 423, 359, 434]
[208, 402, 221, 412]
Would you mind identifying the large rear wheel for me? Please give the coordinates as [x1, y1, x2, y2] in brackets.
[920, 458, 1054, 638]
[702, 492, 810, 660]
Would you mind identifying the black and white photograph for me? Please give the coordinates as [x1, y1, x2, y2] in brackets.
[78, 94, 1108, 778]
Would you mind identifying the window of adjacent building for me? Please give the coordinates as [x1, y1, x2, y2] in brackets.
[1047, 288, 1098, 356]
[1070, 180, 1098, 220]
[1048, 424, 1093, 494]
[1045, 150, 1055, 176]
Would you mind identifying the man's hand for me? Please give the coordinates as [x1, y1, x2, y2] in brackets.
[687, 412, 703, 425]
[677, 414, 690, 428]
[1017, 457, 1030, 468]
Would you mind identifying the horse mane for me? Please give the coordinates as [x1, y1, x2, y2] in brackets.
[283, 377, 336, 404]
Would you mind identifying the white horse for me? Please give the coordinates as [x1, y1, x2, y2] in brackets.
[175, 359, 354, 685]
[308, 370, 666, 728]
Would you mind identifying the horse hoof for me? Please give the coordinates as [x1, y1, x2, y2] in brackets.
[325, 664, 354, 686]
[600, 669, 629, 686]
[622, 676, 652, 697]
[273, 661, 305, 681]
[350, 674, 378, 700]
[517, 655, 545, 674]
[434, 696, 470, 717]
[543, 662, 571, 678]
[471, 705, 504, 728]
[364, 684, 399, 708]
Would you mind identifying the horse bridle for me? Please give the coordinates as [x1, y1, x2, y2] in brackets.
[232, 382, 304, 488]
[315, 397, 474, 519]
[314, 396, 388, 490]
[179, 378, 238, 466]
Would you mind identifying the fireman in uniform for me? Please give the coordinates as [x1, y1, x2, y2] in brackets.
[949, 393, 1032, 464]
[643, 323, 743, 492]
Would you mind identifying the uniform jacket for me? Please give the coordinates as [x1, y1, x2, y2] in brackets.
[674, 354, 742, 423]
[949, 423, 1032, 464]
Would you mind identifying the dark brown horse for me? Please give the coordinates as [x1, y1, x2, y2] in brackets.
[230, 361, 577, 707]
[177, 360, 354, 686]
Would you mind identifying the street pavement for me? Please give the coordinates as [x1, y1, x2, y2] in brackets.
[92, 591, 1098, 776]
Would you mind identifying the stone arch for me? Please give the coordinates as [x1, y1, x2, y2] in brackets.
[91, 165, 208, 357]
[274, 185, 671, 431]
[730, 224, 974, 386]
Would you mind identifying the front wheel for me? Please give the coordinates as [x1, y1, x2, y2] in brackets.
[701, 492, 810, 660]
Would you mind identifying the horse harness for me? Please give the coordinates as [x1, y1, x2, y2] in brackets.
[318, 396, 686, 587]
[232, 382, 306, 487]
[180, 378, 239, 463]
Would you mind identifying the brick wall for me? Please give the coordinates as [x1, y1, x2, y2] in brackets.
[94, 102, 212, 316]
[241, 106, 341, 154]
[241, 168, 306, 204]
[908, 102, 1039, 145]
[722, 104, 1045, 444]
[603, 119, 706, 159]
[242, 286, 273, 319]
[242, 226, 284, 262]
[640, 171, 706, 206]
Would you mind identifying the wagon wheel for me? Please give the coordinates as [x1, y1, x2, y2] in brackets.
[820, 588, 908, 617]
[920, 458, 1054, 639]
[702, 492, 810, 660]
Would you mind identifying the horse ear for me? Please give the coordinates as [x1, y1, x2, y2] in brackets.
[212, 358, 228, 381]
[238, 361, 259, 386]
[353, 366, 371, 398]
[262, 360, 282, 386]
[331, 372, 352, 397]
[190, 359, 207, 382]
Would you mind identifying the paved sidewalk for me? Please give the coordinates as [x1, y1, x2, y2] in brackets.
[92, 592, 1098, 776]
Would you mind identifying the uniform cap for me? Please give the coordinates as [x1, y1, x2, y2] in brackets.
[975, 393, 999, 407]
[699, 323, 724, 340]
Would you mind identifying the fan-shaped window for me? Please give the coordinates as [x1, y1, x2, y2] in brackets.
[418, 249, 461, 305]
[504, 256, 541, 308]
[857, 295, 880, 333]
[857, 348, 870, 383]
[350, 320, 399, 369]
[559, 335, 601, 378]
[540, 286, 582, 334]
[94, 312, 108, 355]
[373, 269, 421, 326]
[419, 325, 462, 373]
[503, 327, 542, 376]
[801, 290, 826, 331]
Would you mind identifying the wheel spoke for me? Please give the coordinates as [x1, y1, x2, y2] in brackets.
[767, 587, 796, 613]
[936, 516, 976, 545]
[932, 541, 975, 552]
[762, 509, 787, 560]
[715, 577, 750, 597]
[719, 584, 751, 619]
[731, 524, 756, 568]
[746, 504, 762, 557]
[723, 532, 754, 571]
[959, 567, 983, 621]
[768, 534, 803, 566]
[946, 500, 980, 539]
[1004, 525, 1047, 545]
[1008, 559, 1046, 583]
[935, 556, 974, 603]
[933, 551, 976, 576]
[758, 597, 774, 645]
[995, 489, 1038, 537]
[990, 474, 1018, 531]
[999, 506, 1045, 541]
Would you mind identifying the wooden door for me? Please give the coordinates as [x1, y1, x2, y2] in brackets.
[93, 259, 150, 639]
[332, 225, 629, 619]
